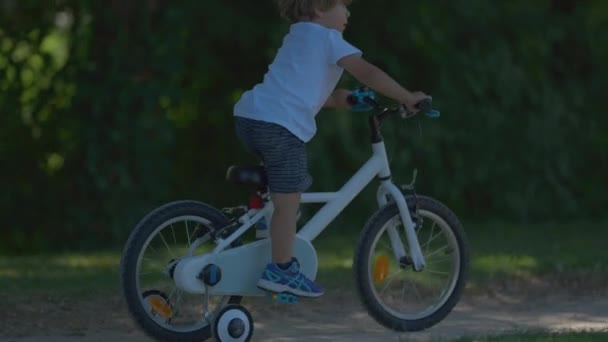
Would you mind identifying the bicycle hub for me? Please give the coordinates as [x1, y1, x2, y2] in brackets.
[199, 264, 222, 286]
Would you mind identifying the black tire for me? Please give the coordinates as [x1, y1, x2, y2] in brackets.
[121, 200, 242, 342]
[353, 195, 469, 332]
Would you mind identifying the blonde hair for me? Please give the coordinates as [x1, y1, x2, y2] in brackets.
[276, 0, 352, 22]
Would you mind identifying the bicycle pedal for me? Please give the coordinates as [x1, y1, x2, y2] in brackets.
[265, 291, 298, 304]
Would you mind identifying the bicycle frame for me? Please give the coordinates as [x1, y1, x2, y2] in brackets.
[173, 139, 426, 295]
[303, 138, 425, 270]
[212, 140, 426, 271]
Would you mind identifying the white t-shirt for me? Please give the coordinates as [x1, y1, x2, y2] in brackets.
[234, 22, 362, 143]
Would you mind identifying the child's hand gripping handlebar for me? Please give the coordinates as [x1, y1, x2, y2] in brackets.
[347, 86, 441, 119]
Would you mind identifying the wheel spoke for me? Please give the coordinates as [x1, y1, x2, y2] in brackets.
[409, 279, 423, 303]
[186, 221, 191, 247]
[422, 222, 438, 253]
[142, 257, 155, 264]
[379, 269, 402, 296]
[415, 216, 424, 236]
[175, 288, 184, 316]
[425, 256, 451, 265]
[425, 269, 449, 276]
[379, 239, 392, 252]
[166, 286, 178, 312]
[171, 224, 177, 245]
[424, 243, 450, 259]
[158, 231, 176, 258]
[148, 243, 160, 255]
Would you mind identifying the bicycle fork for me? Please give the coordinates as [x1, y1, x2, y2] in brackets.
[376, 181, 426, 271]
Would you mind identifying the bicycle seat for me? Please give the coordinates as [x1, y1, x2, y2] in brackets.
[226, 165, 268, 187]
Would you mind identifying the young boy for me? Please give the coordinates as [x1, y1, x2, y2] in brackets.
[234, 0, 429, 297]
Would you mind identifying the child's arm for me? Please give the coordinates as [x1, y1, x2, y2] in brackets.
[323, 88, 353, 109]
[338, 55, 428, 112]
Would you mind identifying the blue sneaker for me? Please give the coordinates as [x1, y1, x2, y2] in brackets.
[257, 259, 324, 298]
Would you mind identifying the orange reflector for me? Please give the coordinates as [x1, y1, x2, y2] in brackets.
[373, 255, 389, 283]
[149, 296, 173, 318]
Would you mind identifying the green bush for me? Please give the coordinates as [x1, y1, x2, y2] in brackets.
[1, 1, 606, 253]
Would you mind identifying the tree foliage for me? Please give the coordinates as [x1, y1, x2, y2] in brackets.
[1, 0, 606, 253]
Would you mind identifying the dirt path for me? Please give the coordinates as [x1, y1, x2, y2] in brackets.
[2, 289, 607, 341]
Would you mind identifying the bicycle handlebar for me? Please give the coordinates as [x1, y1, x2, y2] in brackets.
[347, 87, 440, 119]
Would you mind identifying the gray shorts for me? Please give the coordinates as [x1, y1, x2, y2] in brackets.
[235, 116, 312, 193]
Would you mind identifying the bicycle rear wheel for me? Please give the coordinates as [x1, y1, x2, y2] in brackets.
[354, 195, 469, 331]
[120, 200, 241, 341]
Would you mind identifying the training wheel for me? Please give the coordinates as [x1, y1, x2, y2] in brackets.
[212, 304, 254, 342]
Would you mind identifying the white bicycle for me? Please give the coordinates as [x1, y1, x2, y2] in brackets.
[120, 93, 470, 341]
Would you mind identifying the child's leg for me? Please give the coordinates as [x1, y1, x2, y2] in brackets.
[235, 117, 322, 296]
[270, 192, 301, 264]
[258, 191, 324, 298]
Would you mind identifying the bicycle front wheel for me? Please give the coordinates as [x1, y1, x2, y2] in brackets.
[354, 195, 469, 332]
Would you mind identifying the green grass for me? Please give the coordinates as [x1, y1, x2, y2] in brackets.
[1, 221, 606, 297]
[455, 331, 608, 341]
[466, 221, 608, 286]
[0, 251, 122, 296]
